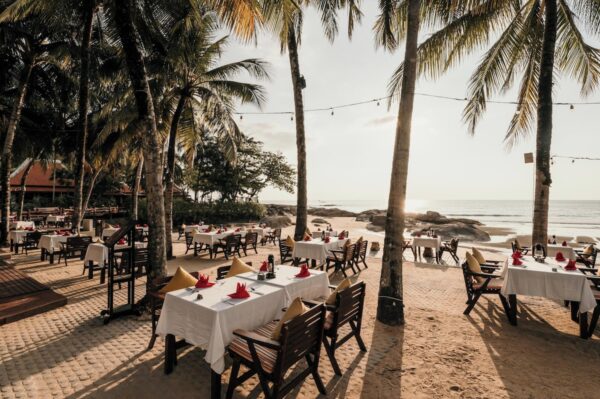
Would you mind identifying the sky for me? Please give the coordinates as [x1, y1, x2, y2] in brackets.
[220, 2, 600, 204]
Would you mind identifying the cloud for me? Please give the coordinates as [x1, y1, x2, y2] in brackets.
[366, 115, 396, 126]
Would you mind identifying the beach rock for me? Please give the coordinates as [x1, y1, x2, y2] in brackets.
[414, 223, 490, 242]
[370, 215, 387, 227]
[264, 204, 296, 216]
[366, 223, 385, 232]
[308, 207, 357, 217]
[259, 215, 293, 228]
[355, 209, 385, 222]
[311, 218, 329, 225]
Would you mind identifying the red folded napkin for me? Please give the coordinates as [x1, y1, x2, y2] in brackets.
[565, 260, 577, 271]
[143, 224, 148, 227]
[223, 227, 228, 231]
[512, 251, 522, 259]
[117, 238, 126, 245]
[415, 232, 421, 237]
[203, 228, 210, 233]
[562, 241, 568, 247]
[216, 229, 222, 234]
[304, 236, 312, 241]
[235, 228, 241, 232]
[295, 264, 311, 278]
[195, 274, 215, 288]
[260, 261, 269, 272]
[228, 283, 250, 299]
[555, 252, 566, 262]
[324, 237, 331, 243]
[338, 233, 345, 240]
[512, 257, 523, 266]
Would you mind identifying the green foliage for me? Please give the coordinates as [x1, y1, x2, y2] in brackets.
[138, 197, 265, 225]
[186, 135, 295, 202]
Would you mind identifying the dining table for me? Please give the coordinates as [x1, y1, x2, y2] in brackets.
[83, 241, 148, 281]
[292, 236, 349, 268]
[39, 234, 70, 264]
[9, 221, 35, 230]
[500, 254, 597, 337]
[9, 230, 30, 253]
[192, 230, 246, 254]
[546, 244, 577, 260]
[156, 265, 330, 398]
[412, 236, 442, 262]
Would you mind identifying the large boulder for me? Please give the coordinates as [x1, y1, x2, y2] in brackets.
[260, 215, 293, 228]
[264, 204, 296, 216]
[415, 223, 490, 242]
[370, 215, 387, 227]
[355, 209, 385, 222]
[366, 223, 385, 232]
[308, 207, 357, 217]
[311, 218, 329, 225]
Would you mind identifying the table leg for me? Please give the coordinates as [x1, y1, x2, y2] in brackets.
[579, 311, 589, 339]
[311, 259, 317, 269]
[49, 252, 54, 264]
[570, 302, 580, 323]
[508, 294, 517, 326]
[211, 370, 222, 399]
[164, 334, 176, 375]
[41, 248, 45, 261]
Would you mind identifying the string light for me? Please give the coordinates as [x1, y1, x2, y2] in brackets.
[234, 91, 600, 118]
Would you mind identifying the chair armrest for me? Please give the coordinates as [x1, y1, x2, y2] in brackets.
[232, 329, 281, 350]
[468, 271, 501, 279]
[578, 267, 597, 273]
[302, 299, 323, 308]
[484, 260, 501, 265]
[328, 285, 337, 290]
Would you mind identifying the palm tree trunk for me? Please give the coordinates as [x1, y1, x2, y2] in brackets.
[532, 0, 557, 247]
[165, 93, 186, 259]
[0, 59, 34, 245]
[83, 167, 102, 214]
[287, 28, 308, 241]
[132, 156, 144, 220]
[17, 158, 35, 220]
[72, 0, 96, 234]
[114, 0, 167, 280]
[377, 0, 420, 326]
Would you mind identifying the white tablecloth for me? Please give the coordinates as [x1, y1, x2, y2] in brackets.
[184, 225, 205, 233]
[9, 221, 35, 230]
[192, 231, 244, 247]
[84, 242, 148, 265]
[9, 230, 29, 244]
[156, 266, 330, 373]
[501, 257, 596, 313]
[47, 215, 66, 223]
[412, 236, 442, 250]
[247, 227, 272, 238]
[292, 237, 348, 262]
[546, 245, 576, 260]
[39, 234, 69, 254]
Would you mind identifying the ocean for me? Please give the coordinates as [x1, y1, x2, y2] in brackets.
[264, 199, 600, 240]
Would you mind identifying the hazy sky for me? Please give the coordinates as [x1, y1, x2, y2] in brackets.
[221, 3, 600, 204]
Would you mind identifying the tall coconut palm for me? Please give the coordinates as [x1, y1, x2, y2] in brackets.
[389, 0, 600, 246]
[157, 9, 268, 258]
[262, 0, 362, 240]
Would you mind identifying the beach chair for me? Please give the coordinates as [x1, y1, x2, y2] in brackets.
[304, 281, 367, 375]
[461, 259, 509, 316]
[439, 238, 460, 264]
[226, 304, 327, 399]
[326, 243, 357, 277]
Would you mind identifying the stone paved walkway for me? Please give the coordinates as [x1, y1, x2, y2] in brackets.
[1, 239, 600, 398]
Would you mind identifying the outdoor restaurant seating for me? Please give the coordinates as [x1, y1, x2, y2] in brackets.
[226, 302, 327, 399]
[216, 261, 253, 280]
[19, 231, 42, 254]
[212, 234, 242, 260]
[184, 232, 195, 254]
[57, 236, 92, 266]
[241, 232, 259, 256]
[304, 280, 367, 375]
[353, 239, 369, 271]
[402, 239, 416, 259]
[278, 238, 294, 264]
[439, 238, 460, 264]
[461, 253, 509, 316]
[119, 247, 149, 278]
[147, 269, 200, 350]
[576, 245, 598, 267]
[326, 242, 357, 277]
[265, 228, 281, 245]
[511, 239, 530, 255]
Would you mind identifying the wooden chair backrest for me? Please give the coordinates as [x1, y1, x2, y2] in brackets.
[279, 304, 326, 372]
[272, 228, 282, 239]
[135, 228, 144, 241]
[185, 232, 193, 245]
[331, 281, 366, 332]
[150, 271, 200, 294]
[358, 240, 368, 257]
[66, 236, 92, 251]
[449, 238, 459, 251]
[344, 243, 356, 261]
[217, 261, 252, 280]
[245, 232, 258, 245]
[460, 261, 476, 294]
[25, 231, 42, 242]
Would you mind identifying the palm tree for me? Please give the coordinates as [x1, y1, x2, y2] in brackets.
[372, 0, 422, 325]
[154, 8, 268, 258]
[262, 0, 362, 240]
[389, 0, 600, 246]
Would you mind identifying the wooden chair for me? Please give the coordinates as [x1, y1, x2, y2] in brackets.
[184, 232, 195, 254]
[511, 240, 530, 256]
[439, 238, 460, 264]
[134, 228, 144, 242]
[241, 232, 259, 256]
[212, 234, 242, 260]
[461, 260, 509, 316]
[306, 281, 367, 375]
[326, 244, 357, 277]
[226, 304, 327, 399]
[20, 231, 42, 254]
[216, 262, 253, 280]
[278, 239, 294, 264]
[402, 240, 416, 259]
[120, 248, 149, 277]
[576, 246, 598, 268]
[354, 240, 369, 270]
[177, 226, 185, 240]
[265, 228, 281, 245]
[147, 271, 200, 350]
[57, 236, 92, 266]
